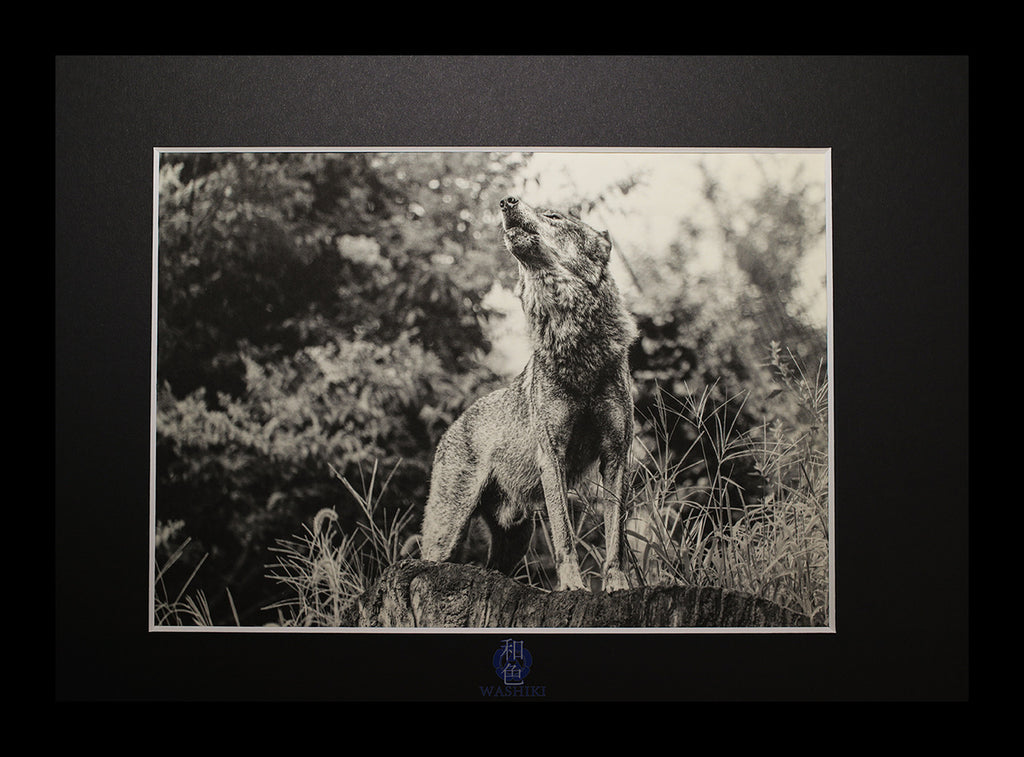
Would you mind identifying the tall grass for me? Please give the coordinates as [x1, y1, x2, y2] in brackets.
[263, 459, 414, 627]
[622, 343, 830, 624]
[153, 536, 241, 627]
[154, 460, 412, 627]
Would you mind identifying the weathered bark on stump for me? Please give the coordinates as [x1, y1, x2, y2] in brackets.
[341, 559, 813, 628]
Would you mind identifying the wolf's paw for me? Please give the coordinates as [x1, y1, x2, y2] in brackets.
[602, 568, 631, 593]
[556, 563, 589, 592]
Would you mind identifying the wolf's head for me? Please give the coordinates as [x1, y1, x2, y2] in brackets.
[499, 196, 612, 288]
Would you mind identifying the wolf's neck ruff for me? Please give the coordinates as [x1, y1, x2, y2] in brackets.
[499, 196, 637, 394]
[519, 267, 636, 392]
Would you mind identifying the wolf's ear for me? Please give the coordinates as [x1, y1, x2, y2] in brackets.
[596, 229, 612, 263]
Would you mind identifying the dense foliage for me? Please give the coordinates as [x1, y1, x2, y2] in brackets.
[627, 162, 827, 517]
[155, 152, 524, 621]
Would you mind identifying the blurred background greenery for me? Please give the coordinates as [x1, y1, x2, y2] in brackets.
[153, 149, 829, 625]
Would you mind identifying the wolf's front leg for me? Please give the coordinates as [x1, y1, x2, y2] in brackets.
[537, 447, 587, 592]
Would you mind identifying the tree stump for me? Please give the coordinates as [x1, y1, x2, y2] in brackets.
[341, 559, 813, 628]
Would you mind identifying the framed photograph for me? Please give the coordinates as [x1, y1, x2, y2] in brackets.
[56, 56, 969, 701]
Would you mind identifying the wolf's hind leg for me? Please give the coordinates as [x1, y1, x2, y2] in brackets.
[598, 394, 634, 592]
[420, 457, 488, 564]
[600, 461, 631, 592]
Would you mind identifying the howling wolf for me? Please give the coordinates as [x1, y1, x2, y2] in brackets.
[420, 196, 637, 591]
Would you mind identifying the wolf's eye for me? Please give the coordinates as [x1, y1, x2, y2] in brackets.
[542, 212, 563, 220]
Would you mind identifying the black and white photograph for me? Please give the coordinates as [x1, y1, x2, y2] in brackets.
[150, 148, 833, 631]
[56, 56, 969, 701]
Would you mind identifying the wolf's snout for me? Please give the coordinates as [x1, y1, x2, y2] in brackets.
[500, 195, 530, 233]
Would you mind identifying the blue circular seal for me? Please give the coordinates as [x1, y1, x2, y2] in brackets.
[493, 640, 532, 684]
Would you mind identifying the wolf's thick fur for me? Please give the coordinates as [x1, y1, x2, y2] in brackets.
[420, 196, 638, 592]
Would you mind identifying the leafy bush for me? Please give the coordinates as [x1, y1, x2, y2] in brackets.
[154, 151, 521, 624]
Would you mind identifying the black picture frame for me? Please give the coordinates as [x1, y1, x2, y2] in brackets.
[55, 55, 969, 701]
